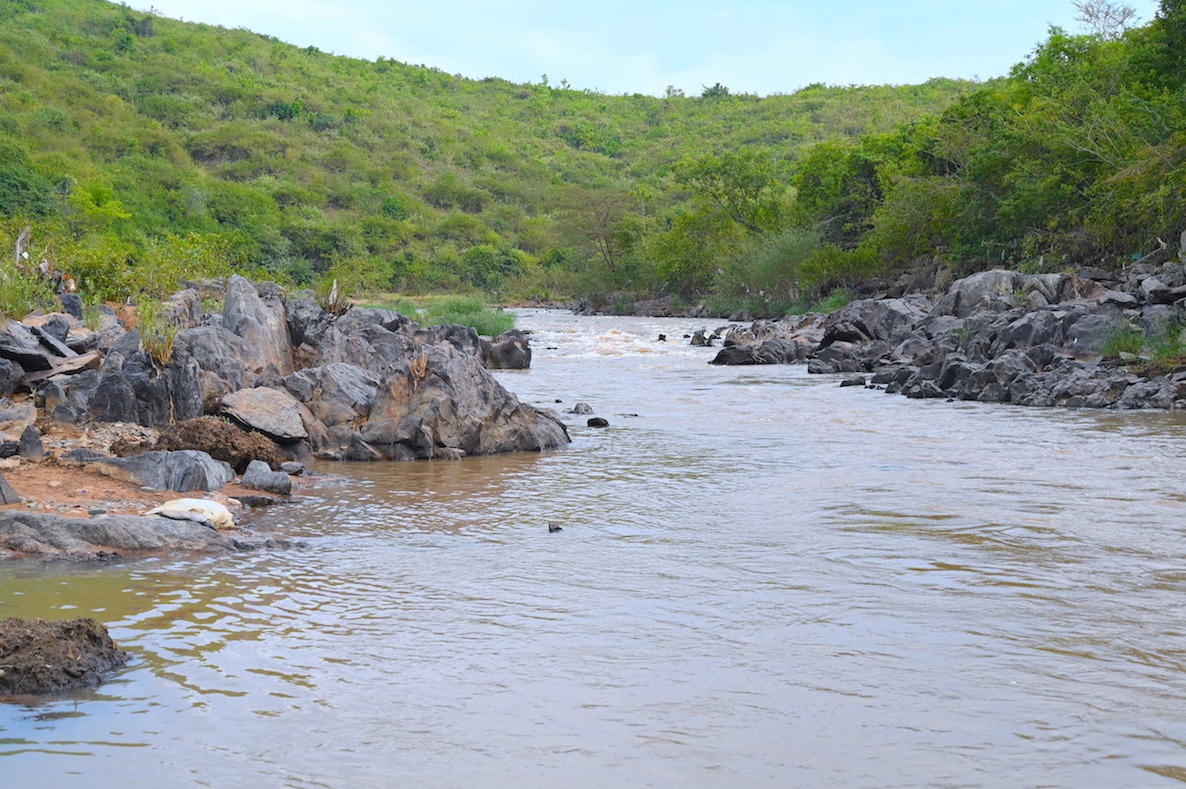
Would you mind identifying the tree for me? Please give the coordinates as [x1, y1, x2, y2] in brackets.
[1074, 0, 1139, 39]
[675, 150, 785, 235]
[556, 188, 633, 275]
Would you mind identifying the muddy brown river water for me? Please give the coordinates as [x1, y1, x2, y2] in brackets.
[3, 309, 1186, 787]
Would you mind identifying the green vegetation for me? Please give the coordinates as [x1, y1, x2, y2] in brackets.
[0, 0, 970, 316]
[1102, 323, 1145, 356]
[2, 0, 1184, 320]
[422, 295, 515, 336]
[1102, 318, 1186, 373]
[784, 1, 1186, 291]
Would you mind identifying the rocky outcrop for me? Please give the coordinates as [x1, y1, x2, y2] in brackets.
[0, 617, 129, 694]
[709, 266, 1186, 410]
[19, 275, 565, 462]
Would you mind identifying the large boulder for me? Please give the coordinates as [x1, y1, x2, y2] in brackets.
[934, 270, 1022, 317]
[281, 363, 379, 430]
[222, 275, 294, 375]
[221, 387, 309, 441]
[484, 329, 532, 369]
[359, 341, 569, 460]
[90, 331, 203, 428]
[820, 297, 931, 344]
[84, 450, 235, 492]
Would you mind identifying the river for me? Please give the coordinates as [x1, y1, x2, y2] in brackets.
[3, 309, 1186, 787]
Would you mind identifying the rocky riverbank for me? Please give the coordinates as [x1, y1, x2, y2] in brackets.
[0, 275, 565, 559]
[700, 264, 1186, 409]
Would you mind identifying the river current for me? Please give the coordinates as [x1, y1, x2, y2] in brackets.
[3, 309, 1186, 787]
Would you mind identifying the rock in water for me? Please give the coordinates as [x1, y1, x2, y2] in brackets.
[0, 617, 129, 695]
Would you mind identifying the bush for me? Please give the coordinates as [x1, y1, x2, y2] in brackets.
[1101, 324, 1144, 357]
[0, 264, 54, 319]
[422, 294, 514, 336]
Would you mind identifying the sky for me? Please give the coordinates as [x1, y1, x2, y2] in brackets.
[133, 1, 1163, 96]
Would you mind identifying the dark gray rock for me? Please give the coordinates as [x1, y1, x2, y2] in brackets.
[223, 275, 294, 375]
[84, 450, 234, 492]
[18, 425, 43, 460]
[166, 288, 205, 330]
[241, 459, 292, 496]
[60, 447, 113, 464]
[0, 511, 274, 558]
[485, 329, 532, 369]
[710, 346, 758, 365]
[282, 363, 379, 430]
[0, 320, 55, 371]
[0, 359, 23, 399]
[359, 342, 569, 460]
[414, 323, 483, 356]
[0, 471, 20, 505]
[59, 292, 84, 320]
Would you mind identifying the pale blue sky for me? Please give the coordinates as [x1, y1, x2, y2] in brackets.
[135, 1, 1162, 96]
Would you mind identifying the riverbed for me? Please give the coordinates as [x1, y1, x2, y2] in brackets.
[3, 309, 1186, 787]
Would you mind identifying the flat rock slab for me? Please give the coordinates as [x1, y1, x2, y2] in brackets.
[0, 617, 129, 695]
[0, 510, 240, 558]
[222, 387, 309, 440]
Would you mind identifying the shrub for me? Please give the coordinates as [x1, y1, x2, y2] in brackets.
[0, 263, 54, 319]
[422, 294, 514, 336]
[1101, 324, 1144, 357]
[136, 297, 177, 366]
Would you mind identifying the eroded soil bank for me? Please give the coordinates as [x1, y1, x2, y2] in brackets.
[0, 617, 129, 695]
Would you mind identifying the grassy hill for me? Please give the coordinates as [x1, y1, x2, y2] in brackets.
[0, 0, 973, 308]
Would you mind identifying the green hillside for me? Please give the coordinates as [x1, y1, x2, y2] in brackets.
[784, 2, 1186, 299]
[0, 0, 972, 309]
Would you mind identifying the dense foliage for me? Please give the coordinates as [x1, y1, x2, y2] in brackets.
[7, 0, 1180, 318]
[0, 0, 970, 312]
[785, 1, 1186, 299]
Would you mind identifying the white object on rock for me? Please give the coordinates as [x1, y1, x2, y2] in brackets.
[144, 498, 236, 530]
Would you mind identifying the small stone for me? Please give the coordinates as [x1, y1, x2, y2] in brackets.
[47, 480, 61, 488]
[587, 417, 609, 428]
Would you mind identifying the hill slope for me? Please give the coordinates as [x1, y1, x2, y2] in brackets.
[0, 0, 972, 304]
